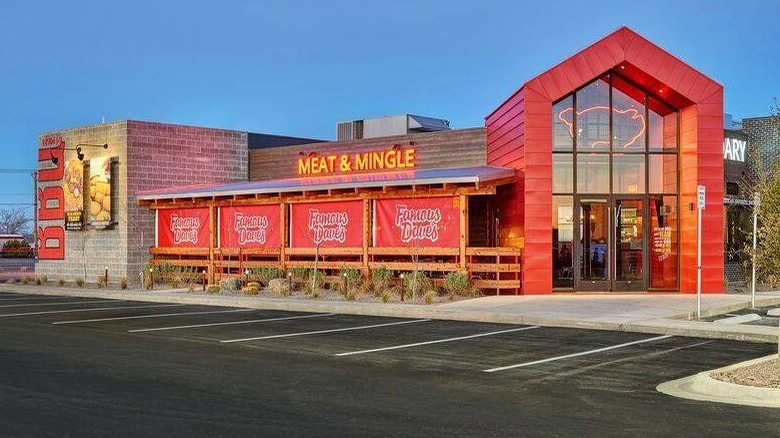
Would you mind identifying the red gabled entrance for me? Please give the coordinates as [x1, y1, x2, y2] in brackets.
[486, 26, 723, 294]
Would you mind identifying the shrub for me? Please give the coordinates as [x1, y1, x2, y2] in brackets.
[168, 275, 182, 289]
[96, 275, 107, 288]
[268, 278, 290, 297]
[380, 288, 394, 303]
[336, 268, 362, 296]
[443, 272, 472, 298]
[75, 278, 85, 287]
[206, 284, 221, 294]
[187, 282, 195, 293]
[371, 266, 394, 295]
[34, 275, 43, 285]
[309, 289, 320, 299]
[304, 270, 325, 295]
[247, 281, 261, 290]
[21, 276, 30, 285]
[147, 262, 201, 289]
[242, 285, 260, 295]
[119, 276, 128, 290]
[423, 290, 438, 305]
[252, 267, 284, 286]
[57, 278, 65, 286]
[219, 277, 240, 293]
[287, 267, 309, 287]
[403, 271, 432, 299]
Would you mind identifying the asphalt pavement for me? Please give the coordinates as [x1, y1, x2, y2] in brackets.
[1, 291, 779, 437]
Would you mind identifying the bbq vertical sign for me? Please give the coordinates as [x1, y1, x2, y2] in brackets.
[37, 136, 66, 259]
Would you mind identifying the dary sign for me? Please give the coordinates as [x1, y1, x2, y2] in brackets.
[723, 137, 747, 163]
[297, 147, 416, 176]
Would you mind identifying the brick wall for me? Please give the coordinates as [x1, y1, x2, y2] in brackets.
[36, 120, 248, 285]
[36, 121, 129, 283]
[125, 121, 248, 282]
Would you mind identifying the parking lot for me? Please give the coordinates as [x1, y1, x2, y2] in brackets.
[1, 291, 779, 437]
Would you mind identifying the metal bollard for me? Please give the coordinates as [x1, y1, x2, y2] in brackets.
[399, 273, 405, 302]
[149, 267, 154, 289]
[104, 266, 109, 287]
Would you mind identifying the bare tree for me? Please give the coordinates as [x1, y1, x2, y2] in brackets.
[0, 207, 32, 236]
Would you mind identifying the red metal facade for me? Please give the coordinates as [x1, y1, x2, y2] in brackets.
[486, 27, 724, 294]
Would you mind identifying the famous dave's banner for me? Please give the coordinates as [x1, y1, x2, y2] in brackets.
[63, 159, 85, 231]
[157, 208, 210, 248]
[89, 157, 112, 228]
[374, 197, 460, 247]
[290, 201, 363, 248]
[219, 205, 281, 248]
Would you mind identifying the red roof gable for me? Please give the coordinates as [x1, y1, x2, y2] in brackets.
[488, 26, 722, 118]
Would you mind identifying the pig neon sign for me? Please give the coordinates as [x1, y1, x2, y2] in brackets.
[558, 106, 646, 148]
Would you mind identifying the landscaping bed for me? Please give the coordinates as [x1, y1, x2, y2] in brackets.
[711, 355, 780, 389]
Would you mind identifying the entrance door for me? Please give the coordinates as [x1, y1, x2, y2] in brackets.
[576, 198, 610, 291]
[575, 197, 646, 291]
[613, 198, 645, 291]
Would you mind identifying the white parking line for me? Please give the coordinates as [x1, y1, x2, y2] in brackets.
[221, 319, 431, 344]
[483, 334, 673, 373]
[0, 304, 182, 318]
[336, 326, 541, 357]
[0, 296, 81, 302]
[128, 313, 336, 333]
[0, 299, 118, 309]
[53, 308, 253, 325]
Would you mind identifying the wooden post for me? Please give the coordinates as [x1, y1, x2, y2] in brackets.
[280, 202, 287, 272]
[362, 198, 371, 276]
[208, 205, 216, 285]
[459, 194, 468, 272]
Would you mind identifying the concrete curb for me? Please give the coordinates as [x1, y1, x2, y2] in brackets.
[2, 284, 778, 343]
[669, 296, 780, 320]
[657, 355, 780, 408]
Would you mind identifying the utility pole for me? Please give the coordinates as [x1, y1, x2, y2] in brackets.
[31, 171, 37, 258]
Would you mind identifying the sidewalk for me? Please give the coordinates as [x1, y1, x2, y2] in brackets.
[2, 284, 779, 343]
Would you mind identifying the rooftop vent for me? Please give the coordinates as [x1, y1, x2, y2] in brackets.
[337, 114, 450, 141]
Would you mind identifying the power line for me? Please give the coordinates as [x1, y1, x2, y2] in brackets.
[0, 169, 36, 173]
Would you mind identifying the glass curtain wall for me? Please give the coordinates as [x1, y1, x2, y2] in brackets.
[551, 71, 679, 290]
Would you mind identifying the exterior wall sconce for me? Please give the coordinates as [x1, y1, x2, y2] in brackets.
[50, 143, 109, 165]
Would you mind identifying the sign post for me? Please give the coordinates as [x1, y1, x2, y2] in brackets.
[752, 192, 760, 309]
[697, 185, 705, 319]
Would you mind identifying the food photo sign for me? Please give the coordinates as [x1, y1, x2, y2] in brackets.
[89, 157, 112, 228]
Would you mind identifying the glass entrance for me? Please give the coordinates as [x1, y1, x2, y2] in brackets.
[614, 198, 645, 291]
[577, 199, 610, 290]
[575, 197, 647, 291]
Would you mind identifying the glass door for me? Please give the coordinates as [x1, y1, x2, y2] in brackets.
[575, 198, 610, 291]
[613, 198, 646, 291]
[575, 196, 647, 291]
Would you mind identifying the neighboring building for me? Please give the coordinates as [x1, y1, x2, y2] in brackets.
[0, 234, 26, 247]
[38, 27, 732, 294]
[743, 115, 780, 173]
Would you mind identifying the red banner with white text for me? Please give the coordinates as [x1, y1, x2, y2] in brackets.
[219, 205, 281, 248]
[374, 197, 460, 248]
[290, 201, 363, 248]
[157, 208, 210, 248]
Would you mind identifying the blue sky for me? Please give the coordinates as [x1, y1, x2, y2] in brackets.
[1, 0, 779, 219]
